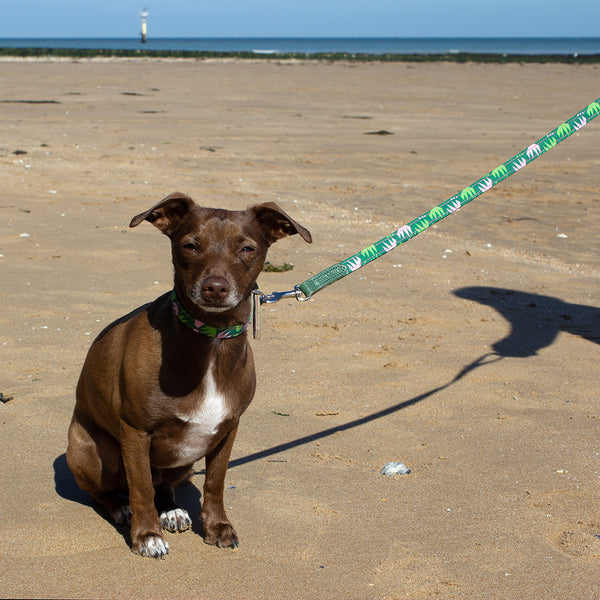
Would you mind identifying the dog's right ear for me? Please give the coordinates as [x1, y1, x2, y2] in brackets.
[129, 192, 195, 236]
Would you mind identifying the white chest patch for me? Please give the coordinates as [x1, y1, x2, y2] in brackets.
[180, 365, 227, 431]
[172, 362, 230, 466]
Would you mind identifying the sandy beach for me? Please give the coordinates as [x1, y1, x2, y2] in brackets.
[1, 57, 599, 599]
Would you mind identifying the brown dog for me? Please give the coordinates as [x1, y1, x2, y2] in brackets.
[66, 192, 311, 557]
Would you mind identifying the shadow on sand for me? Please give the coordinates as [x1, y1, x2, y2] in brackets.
[224, 286, 599, 469]
[453, 286, 599, 356]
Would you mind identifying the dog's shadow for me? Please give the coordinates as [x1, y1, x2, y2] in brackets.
[53, 454, 204, 545]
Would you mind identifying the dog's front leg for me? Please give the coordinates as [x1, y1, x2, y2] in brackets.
[120, 419, 169, 558]
[202, 423, 240, 548]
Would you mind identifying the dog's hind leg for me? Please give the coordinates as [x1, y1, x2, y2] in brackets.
[66, 418, 130, 523]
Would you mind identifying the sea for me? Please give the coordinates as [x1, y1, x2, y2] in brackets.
[1, 37, 599, 56]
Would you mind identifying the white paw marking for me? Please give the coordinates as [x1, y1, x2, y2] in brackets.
[139, 535, 169, 558]
[160, 508, 192, 532]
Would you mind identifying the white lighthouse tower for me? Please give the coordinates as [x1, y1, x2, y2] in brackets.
[140, 9, 148, 44]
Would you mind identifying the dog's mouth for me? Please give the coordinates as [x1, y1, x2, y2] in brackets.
[194, 294, 240, 313]
[197, 303, 234, 313]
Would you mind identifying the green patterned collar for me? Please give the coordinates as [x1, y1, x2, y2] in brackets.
[171, 289, 250, 338]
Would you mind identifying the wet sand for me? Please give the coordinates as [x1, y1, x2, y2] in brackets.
[1, 58, 599, 599]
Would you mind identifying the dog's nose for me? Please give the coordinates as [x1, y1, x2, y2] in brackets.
[201, 276, 230, 301]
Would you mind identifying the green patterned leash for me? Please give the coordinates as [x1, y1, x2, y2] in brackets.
[253, 97, 600, 328]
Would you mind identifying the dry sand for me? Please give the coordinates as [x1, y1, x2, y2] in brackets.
[0, 58, 599, 599]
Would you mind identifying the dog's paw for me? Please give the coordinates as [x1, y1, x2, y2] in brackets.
[203, 520, 239, 549]
[133, 534, 170, 558]
[160, 508, 192, 533]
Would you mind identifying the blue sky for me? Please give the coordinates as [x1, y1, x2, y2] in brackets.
[1, 0, 599, 38]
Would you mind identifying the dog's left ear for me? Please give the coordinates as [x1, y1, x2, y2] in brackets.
[129, 192, 195, 236]
[250, 202, 312, 245]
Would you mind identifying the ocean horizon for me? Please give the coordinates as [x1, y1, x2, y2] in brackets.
[1, 37, 599, 56]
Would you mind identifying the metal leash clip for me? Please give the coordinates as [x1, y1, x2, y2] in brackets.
[251, 286, 312, 339]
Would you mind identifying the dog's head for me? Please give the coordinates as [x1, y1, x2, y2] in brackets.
[130, 192, 312, 316]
